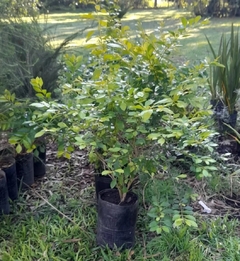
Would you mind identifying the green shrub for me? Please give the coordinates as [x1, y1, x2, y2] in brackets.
[28, 14, 218, 207]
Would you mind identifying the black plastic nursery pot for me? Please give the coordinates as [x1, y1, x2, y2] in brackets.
[16, 152, 34, 190]
[0, 155, 18, 201]
[96, 189, 138, 249]
[210, 99, 224, 113]
[0, 170, 10, 215]
[228, 110, 238, 128]
[95, 174, 112, 199]
[34, 145, 46, 178]
[218, 110, 238, 132]
[210, 99, 238, 131]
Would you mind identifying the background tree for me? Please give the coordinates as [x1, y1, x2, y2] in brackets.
[77, 0, 149, 10]
[181, 0, 240, 16]
[0, 0, 39, 18]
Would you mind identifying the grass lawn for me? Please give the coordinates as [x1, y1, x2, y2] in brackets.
[1, 7, 240, 261]
[1, 147, 240, 260]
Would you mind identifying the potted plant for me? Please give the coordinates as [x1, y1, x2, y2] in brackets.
[0, 169, 10, 215]
[28, 15, 218, 248]
[0, 132, 19, 200]
[0, 150, 18, 201]
[0, 78, 54, 186]
[8, 129, 35, 191]
[206, 23, 240, 130]
[71, 69, 158, 249]
[0, 90, 36, 190]
[31, 71, 158, 249]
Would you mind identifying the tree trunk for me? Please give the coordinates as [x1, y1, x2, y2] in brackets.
[154, 0, 158, 8]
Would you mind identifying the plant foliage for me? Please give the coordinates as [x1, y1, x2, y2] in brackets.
[206, 23, 240, 115]
[27, 11, 217, 207]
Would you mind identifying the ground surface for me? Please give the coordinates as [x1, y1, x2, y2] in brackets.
[1, 141, 240, 260]
[1, 7, 240, 260]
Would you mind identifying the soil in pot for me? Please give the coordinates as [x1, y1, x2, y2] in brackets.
[0, 155, 18, 201]
[16, 152, 34, 190]
[96, 188, 138, 249]
[34, 145, 46, 179]
[0, 170, 10, 215]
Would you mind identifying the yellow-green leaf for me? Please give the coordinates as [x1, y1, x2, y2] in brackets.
[115, 169, 124, 174]
[95, 4, 100, 11]
[120, 102, 127, 111]
[92, 68, 102, 80]
[177, 174, 187, 179]
[35, 130, 46, 138]
[46, 93, 51, 99]
[181, 17, 188, 28]
[16, 144, 22, 154]
[176, 101, 187, 108]
[63, 152, 71, 159]
[58, 122, 67, 128]
[158, 138, 165, 145]
[86, 30, 95, 42]
[110, 179, 117, 188]
[148, 133, 160, 140]
[30, 102, 47, 108]
[173, 218, 183, 227]
[99, 20, 108, 27]
[195, 16, 201, 23]
[102, 170, 112, 175]
[185, 219, 198, 228]
[162, 226, 170, 233]
[122, 26, 130, 33]
[36, 93, 44, 99]
[140, 109, 153, 122]
[72, 126, 80, 133]
[109, 147, 121, 152]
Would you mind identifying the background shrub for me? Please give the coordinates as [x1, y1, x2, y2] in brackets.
[186, 0, 240, 17]
[0, 18, 77, 98]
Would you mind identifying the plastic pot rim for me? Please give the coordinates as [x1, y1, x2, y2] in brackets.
[98, 188, 138, 208]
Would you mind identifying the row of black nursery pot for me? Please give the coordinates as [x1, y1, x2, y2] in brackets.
[1, 154, 138, 250]
[95, 174, 138, 250]
[0, 146, 46, 215]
